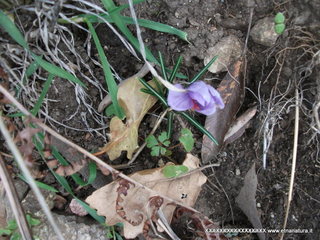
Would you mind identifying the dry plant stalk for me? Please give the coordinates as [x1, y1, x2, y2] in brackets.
[0, 155, 32, 240]
[279, 89, 300, 240]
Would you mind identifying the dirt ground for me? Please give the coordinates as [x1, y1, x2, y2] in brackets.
[1, 0, 320, 239]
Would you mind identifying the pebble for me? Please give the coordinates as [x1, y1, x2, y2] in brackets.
[250, 17, 279, 47]
[235, 168, 241, 176]
[204, 35, 242, 74]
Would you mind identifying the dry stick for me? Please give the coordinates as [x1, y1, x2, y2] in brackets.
[279, 88, 300, 240]
[0, 85, 201, 214]
[313, 101, 320, 132]
[0, 114, 65, 240]
[0, 155, 33, 240]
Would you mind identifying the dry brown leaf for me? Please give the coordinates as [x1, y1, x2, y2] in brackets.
[86, 154, 207, 239]
[236, 163, 265, 240]
[202, 60, 245, 163]
[100, 78, 157, 160]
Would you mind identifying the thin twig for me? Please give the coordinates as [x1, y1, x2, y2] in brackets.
[0, 155, 33, 240]
[313, 101, 320, 132]
[0, 84, 201, 214]
[0, 114, 65, 240]
[279, 88, 300, 240]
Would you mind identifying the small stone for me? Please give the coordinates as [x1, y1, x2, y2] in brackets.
[32, 211, 106, 239]
[257, 202, 261, 208]
[235, 168, 241, 176]
[250, 17, 279, 47]
[69, 199, 88, 216]
[204, 35, 242, 73]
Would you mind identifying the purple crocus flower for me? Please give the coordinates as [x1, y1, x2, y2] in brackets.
[167, 81, 224, 115]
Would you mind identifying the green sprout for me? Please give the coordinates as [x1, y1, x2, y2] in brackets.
[146, 131, 171, 157]
[274, 12, 285, 35]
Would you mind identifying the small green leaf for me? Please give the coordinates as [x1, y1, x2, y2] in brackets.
[151, 146, 160, 156]
[158, 131, 169, 143]
[6, 220, 17, 230]
[162, 165, 189, 178]
[146, 135, 158, 148]
[179, 128, 194, 152]
[160, 147, 167, 155]
[162, 139, 170, 147]
[0, 228, 12, 236]
[274, 12, 285, 24]
[26, 215, 41, 226]
[275, 23, 285, 34]
[10, 232, 21, 240]
[164, 149, 172, 156]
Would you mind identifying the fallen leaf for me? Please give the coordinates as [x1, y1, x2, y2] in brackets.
[86, 154, 207, 239]
[202, 60, 245, 163]
[100, 77, 158, 160]
[224, 106, 257, 144]
[235, 163, 265, 240]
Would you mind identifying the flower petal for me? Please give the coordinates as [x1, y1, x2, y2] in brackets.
[187, 81, 212, 104]
[168, 84, 193, 111]
[195, 100, 217, 115]
[207, 85, 225, 109]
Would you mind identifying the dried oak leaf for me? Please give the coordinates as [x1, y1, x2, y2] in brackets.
[100, 78, 157, 160]
[86, 154, 207, 239]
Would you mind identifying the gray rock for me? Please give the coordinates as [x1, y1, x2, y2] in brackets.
[33, 211, 107, 240]
[250, 17, 279, 47]
[204, 35, 242, 73]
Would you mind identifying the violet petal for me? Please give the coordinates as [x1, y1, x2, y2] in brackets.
[168, 84, 193, 111]
[208, 85, 225, 108]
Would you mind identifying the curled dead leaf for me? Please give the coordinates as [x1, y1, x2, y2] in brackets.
[100, 77, 158, 160]
[86, 154, 207, 239]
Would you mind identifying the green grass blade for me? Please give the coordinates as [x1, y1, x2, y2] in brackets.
[169, 56, 183, 83]
[31, 54, 85, 87]
[138, 78, 168, 107]
[86, 20, 125, 119]
[177, 111, 218, 145]
[167, 111, 174, 138]
[189, 56, 218, 84]
[109, 0, 145, 14]
[158, 51, 168, 81]
[33, 134, 105, 223]
[0, 10, 29, 49]
[18, 174, 59, 193]
[0, 11, 86, 87]
[100, 0, 158, 63]
[25, 61, 39, 78]
[31, 73, 55, 116]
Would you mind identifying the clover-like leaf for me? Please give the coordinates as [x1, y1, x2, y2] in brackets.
[146, 135, 158, 148]
[179, 128, 194, 152]
[162, 165, 189, 178]
[151, 146, 160, 156]
[158, 131, 169, 143]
